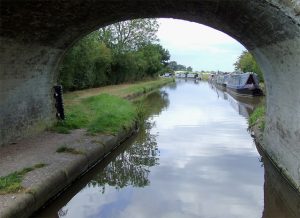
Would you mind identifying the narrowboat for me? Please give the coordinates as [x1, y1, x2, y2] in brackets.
[226, 72, 263, 96]
[216, 74, 230, 89]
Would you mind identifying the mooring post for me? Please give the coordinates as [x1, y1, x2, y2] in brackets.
[53, 85, 65, 120]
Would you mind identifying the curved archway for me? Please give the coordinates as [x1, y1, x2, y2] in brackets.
[0, 0, 299, 189]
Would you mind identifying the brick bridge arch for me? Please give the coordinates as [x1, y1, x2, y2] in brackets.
[0, 0, 299, 189]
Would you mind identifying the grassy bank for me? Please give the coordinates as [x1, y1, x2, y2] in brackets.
[52, 78, 173, 134]
[64, 78, 174, 103]
[200, 73, 211, 81]
[248, 105, 265, 130]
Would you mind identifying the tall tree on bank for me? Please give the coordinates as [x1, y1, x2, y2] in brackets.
[59, 19, 170, 91]
[99, 19, 159, 53]
[234, 51, 264, 82]
[168, 61, 187, 71]
[59, 32, 112, 90]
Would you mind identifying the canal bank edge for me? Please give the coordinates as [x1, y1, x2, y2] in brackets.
[0, 126, 138, 218]
[0, 79, 174, 218]
[249, 124, 300, 193]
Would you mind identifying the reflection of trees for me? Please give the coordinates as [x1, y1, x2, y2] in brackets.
[167, 82, 177, 90]
[143, 91, 170, 117]
[88, 91, 170, 193]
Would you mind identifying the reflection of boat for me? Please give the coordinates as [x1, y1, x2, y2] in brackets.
[210, 81, 263, 118]
[176, 73, 200, 80]
[226, 94, 260, 118]
[215, 74, 228, 91]
[226, 72, 263, 97]
[176, 73, 186, 78]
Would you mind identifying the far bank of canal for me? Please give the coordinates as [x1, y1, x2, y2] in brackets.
[35, 80, 300, 218]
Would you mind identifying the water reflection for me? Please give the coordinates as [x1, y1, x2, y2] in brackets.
[35, 81, 300, 218]
[141, 90, 170, 117]
[86, 91, 169, 193]
[258, 146, 300, 218]
[166, 81, 177, 90]
[88, 121, 159, 192]
[210, 83, 263, 118]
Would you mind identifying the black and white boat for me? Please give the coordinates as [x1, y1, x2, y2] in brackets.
[226, 72, 263, 96]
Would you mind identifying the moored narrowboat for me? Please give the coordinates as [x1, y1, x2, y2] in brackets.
[216, 73, 230, 88]
[226, 72, 263, 96]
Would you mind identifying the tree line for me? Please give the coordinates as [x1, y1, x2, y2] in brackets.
[59, 19, 170, 91]
[168, 61, 193, 72]
[234, 51, 264, 82]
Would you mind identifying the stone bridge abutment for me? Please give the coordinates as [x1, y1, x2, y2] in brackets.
[0, 0, 299, 189]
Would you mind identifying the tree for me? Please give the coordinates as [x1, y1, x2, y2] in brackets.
[138, 43, 170, 77]
[59, 32, 112, 90]
[58, 19, 170, 90]
[98, 19, 159, 54]
[187, 66, 193, 72]
[168, 61, 187, 71]
[234, 51, 264, 82]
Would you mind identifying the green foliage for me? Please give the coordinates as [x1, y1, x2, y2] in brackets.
[59, 32, 112, 90]
[51, 105, 89, 133]
[121, 78, 174, 96]
[234, 51, 264, 82]
[134, 101, 147, 124]
[0, 172, 23, 194]
[87, 91, 171, 192]
[85, 94, 136, 134]
[138, 43, 170, 77]
[99, 19, 159, 53]
[168, 61, 188, 71]
[249, 106, 265, 130]
[0, 164, 46, 194]
[54, 94, 136, 134]
[53, 79, 173, 135]
[58, 19, 169, 91]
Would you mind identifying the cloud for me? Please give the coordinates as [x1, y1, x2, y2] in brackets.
[157, 18, 245, 71]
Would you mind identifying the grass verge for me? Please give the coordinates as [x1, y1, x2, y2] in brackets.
[52, 78, 173, 134]
[52, 94, 136, 134]
[248, 105, 265, 130]
[63, 78, 174, 103]
[0, 163, 46, 194]
[120, 78, 174, 98]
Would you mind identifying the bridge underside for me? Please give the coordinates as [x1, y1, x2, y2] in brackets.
[0, 0, 299, 189]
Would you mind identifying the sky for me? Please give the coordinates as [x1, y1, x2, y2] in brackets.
[157, 18, 246, 72]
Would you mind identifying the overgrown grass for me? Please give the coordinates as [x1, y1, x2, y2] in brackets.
[52, 94, 136, 134]
[120, 78, 174, 97]
[0, 163, 46, 194]
[56, 145, 85, 155]
[52, 78, 173, 134]
[249, 105, 265, 130]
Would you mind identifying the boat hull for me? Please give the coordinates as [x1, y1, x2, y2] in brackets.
[226, 86, 263, 97]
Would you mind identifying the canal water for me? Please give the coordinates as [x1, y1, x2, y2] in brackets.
[35, 80, 300, 218]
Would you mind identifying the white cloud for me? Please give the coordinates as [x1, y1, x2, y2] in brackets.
[157, 18, 245, 71]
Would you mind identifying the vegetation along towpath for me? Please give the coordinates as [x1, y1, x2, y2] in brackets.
[0, 78, 173, 218]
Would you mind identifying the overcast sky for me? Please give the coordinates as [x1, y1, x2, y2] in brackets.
[157, 18, 246, 72]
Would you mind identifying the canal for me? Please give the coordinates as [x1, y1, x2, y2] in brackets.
[35, 80, 300, 218]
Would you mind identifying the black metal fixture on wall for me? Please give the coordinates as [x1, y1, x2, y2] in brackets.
[53, 85, 65, 120]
